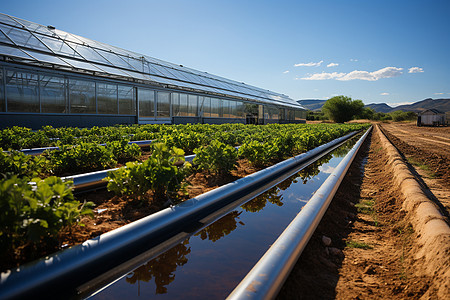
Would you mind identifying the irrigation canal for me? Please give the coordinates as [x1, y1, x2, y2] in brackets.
[85, 134, 363, 299]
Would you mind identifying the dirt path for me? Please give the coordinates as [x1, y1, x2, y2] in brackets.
[277, 124, 449, 299]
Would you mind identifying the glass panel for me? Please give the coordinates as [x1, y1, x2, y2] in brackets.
[123, 56, 147, 73]
[203, 97, 211, 117]
[223, 100, 232, 118]
[188, 94, 197, 116]
[54, 30, 84, 44]
[94, 64, 131, 77]
[230, 100, 237, 118]
[171, 92, 180, 116]
[236, 101, 244, 118]
[25, 49, 72, 67]
[118, 85, 135, 115]
[37, 34, 82, 58]
[12, 17, 55, 36]
[5, 70, 39, 112]
[150, 64, 174, 78]
[179, 93, 188, 116]
[156, 91, 170, 117]
[1, 25, 50, 52]
[0, 44, 34, 60]
[0, 68, 4, 112]
[0, 14, 20, 26]
[97, 83, 118, 114]
[69, 79, 96, 114]
[95, 49, 135, 70]
[210, 98, 220, 117]
[0, 29, 14, 44]
[40, 75, 67, 113]
[66, 41, 111, 65]
[138, 88, 154, 118]
[61, 57, 104, 72]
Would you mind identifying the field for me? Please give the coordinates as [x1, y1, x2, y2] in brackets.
[1, 121, 448, 299]
[279, 122, 449, 299]
[0, 122, 368, 271]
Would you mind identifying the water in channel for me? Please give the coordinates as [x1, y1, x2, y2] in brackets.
[90, 135, 360, 299]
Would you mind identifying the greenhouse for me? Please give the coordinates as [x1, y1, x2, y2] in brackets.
[0, 13, 306, 129]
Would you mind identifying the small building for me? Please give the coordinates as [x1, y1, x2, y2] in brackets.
[417, 109, 446, 126]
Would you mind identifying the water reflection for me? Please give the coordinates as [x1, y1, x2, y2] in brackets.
[125, 240, 191, 295]
[195, 211, 244, 242]
[241, 186, 283, 213]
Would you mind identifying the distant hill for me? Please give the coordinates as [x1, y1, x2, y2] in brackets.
[365, 103, 392, 113]
[392, 98, 449, 113]
[297, 98, 450, 113]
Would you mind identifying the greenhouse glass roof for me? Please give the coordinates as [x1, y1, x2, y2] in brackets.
[0, 13, 304, 109]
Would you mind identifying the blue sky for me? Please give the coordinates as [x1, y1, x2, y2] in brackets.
[2, 0, 449, 106]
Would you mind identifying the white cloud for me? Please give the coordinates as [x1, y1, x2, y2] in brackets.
[434, 92, 444, 95]
[350, 59, 358, 62]
[380, 92, 389, 96]
[327, 63, 339, 67]
[283, 70, 290, 74]
[319, 165, 335, 174]
[408, 67, 424, 73]
[301, 67, 403, 81]
[300, 72, 346, 80]
[388, 102, 414, 107]
[294, 60, 323, 67]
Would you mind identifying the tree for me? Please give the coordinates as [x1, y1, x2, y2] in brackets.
[322, 96, 364, 123]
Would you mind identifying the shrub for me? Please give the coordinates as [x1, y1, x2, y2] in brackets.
[193, 141, 238, 175]
[0, 176, 93, 255]
[0, 149, 47, 178]
[45, 142, 117, 175]
[106, 143, 190, 202]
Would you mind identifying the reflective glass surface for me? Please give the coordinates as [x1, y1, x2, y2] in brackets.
[40, 75, 67, 113]
[172, 92, 180, 116]
[210, 98, 220, 117]
[118, 85, 135, 115]
[97, 83, 118, 114]
[0, 68, 4, 112]
[0, 44, 34, 60]
[179, 93, 188, 116]
[138, 88, 154, 118]
[69, 78, 96, 114]
[1, 24, 50, 52]
[6, 70, 39, 112]
[156, 91, 170, 117]
[188, 94, 197, 116]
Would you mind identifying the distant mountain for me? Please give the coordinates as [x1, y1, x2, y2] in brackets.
[297, 98, 450, 113]
[392, 98, 449, 113]
[365, 103, 392, 113]
[297, 99, 327, 111]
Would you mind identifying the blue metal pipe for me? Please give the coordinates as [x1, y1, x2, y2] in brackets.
[15, 140, 153, 155]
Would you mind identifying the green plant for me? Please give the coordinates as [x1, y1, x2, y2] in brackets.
[0, 148, 47, 178]
[45, 142, 117, 175]
[0, 176, 94, 255]
[238, 141, 274, 167]
[106, 143, 190, 202]
[193, 141, 238, 175]
[345, 240, 373, 249]
[107, 140, 142, 163]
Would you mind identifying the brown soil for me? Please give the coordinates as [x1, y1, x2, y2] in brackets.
[277, 123, 449, 299]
